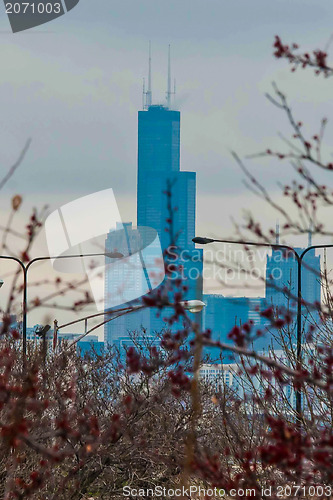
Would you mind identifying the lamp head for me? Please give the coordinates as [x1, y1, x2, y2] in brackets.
[181, 300, 206, 313]
[35, 324, 51, 337]
[192, 237, 215, 245]
[105, 252, 124, 259]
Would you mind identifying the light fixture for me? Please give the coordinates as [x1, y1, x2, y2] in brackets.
[181, 299, 206, 313]
[192, 237, 215, 245]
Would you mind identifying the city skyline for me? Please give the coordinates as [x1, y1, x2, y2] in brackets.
[1, 45, 328, 335]
[0, 3, 333, 333]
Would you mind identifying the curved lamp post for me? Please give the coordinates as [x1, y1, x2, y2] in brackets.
[54, 299, 206, 350]
[0, 251, 123, 363]
[193, 236, 333, 426]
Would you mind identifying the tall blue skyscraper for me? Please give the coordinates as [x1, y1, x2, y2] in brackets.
[105, 47, 203, 349]
[137, 105, 196, 250]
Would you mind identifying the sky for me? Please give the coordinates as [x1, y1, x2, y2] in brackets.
[1, 0, 333, 331]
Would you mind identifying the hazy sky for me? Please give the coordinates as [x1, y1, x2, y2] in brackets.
[1, 0, 333, 328]
[0, 1, 332, 203]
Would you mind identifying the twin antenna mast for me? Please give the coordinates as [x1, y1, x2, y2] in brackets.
[275, 219, 313, 247]
[143, 42, 176, 110]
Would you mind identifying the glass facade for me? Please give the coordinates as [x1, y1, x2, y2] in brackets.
[265, 248, 321, 309]
[105, 103, 203, 349]
[203, 295, 265, 361]
[137, 105, 195, 250]
[265, 247, 321, 339]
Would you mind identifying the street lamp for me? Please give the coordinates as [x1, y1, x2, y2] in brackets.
[51, 298, 206, 352]
[0, 248, 203, 364]
[193, 235, 333, 426]
[182, 300, 205, 313]
[0, 251, 123, 363]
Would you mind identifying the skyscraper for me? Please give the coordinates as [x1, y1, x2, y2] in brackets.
[201, 243, 321, 356]
[202, 295, 265, 360]
[137, 105, 196, 250]
[265, 247, 321, 315]
[105, 46, 203, 348]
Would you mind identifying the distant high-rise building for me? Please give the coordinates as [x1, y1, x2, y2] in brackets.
[265, 247, 321, 319]
[202, 247, 321, 357]
[258, 245, 321, 349]
[199, 363, 241, 396]
[203, 295, 265, 360]
[104, 221, 158, 350]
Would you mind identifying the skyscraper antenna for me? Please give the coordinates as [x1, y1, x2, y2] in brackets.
[276, 220, 280, 245]
[308, 222, 313, 247]
[146, 41, 152, 108]
[167, 44, 171, 109]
